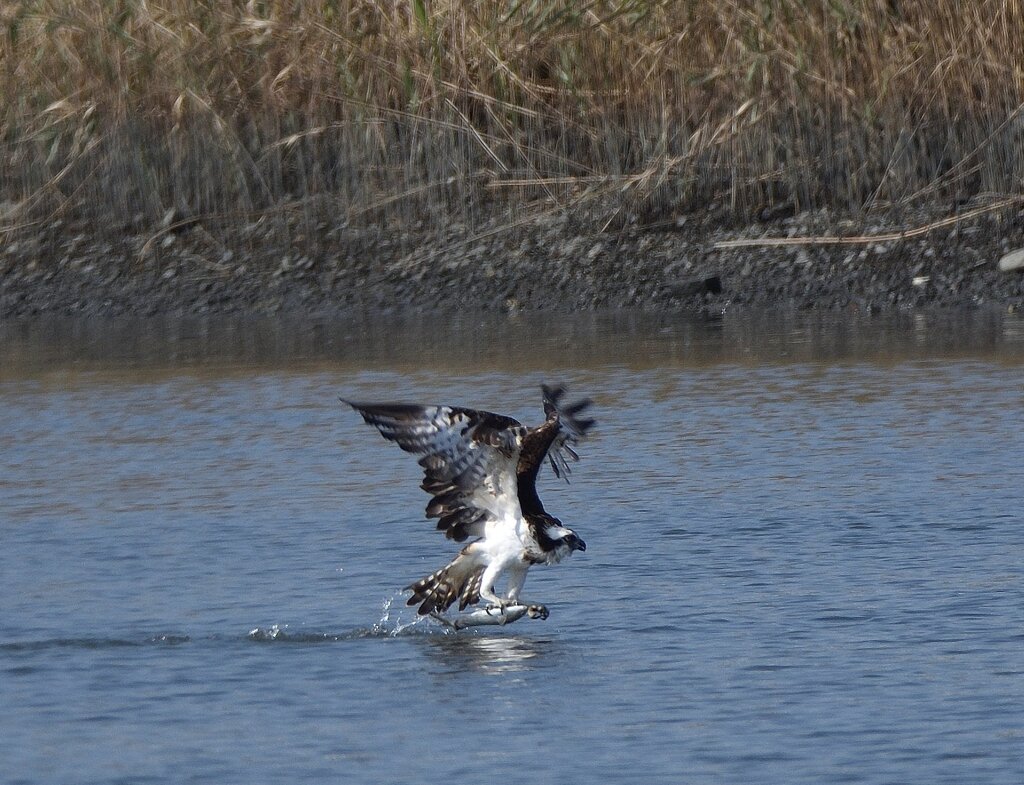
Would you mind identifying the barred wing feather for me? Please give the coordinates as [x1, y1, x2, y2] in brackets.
[342, 401, 526, 542]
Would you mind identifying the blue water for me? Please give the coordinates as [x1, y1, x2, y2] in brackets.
[2, 312, 1023, 784]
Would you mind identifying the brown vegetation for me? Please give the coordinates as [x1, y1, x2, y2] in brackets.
[2, 0, 1023, 251]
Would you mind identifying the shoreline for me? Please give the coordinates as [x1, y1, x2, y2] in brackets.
[3, 207, 1023, 319]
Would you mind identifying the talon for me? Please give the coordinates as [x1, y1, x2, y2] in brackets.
[527, 604, 549, 620]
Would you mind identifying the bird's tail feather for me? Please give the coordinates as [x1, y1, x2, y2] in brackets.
[406, 552, 484, 616]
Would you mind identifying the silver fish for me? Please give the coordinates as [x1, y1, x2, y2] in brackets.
[431, 603, 548, 630]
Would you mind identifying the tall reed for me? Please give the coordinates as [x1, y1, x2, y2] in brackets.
[2, 0, 1022, 245]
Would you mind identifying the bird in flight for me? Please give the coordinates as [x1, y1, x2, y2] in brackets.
[343, 385, 594, 624]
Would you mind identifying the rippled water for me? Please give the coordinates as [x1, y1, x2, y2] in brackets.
[2, 310, 1024, 784]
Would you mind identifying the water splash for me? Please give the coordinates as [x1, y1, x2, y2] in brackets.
[370, 594, 437, 637]
[246, 624, 372, 642]
[247, 624, 290, 642]
[245, 598, 438, 643]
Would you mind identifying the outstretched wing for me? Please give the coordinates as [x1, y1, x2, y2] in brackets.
[342, 401, 526, 542]
[515, 385, 595, 518]
[539, 384, 595, 480]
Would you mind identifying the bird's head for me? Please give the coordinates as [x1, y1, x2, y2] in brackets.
[564, 532, 587, 552]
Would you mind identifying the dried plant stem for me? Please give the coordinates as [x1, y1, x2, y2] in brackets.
[1, 1, 1023, 244]
[713, 197, 1024, 250]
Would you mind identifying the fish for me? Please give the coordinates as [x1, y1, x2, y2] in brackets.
[430, 603, 548, 630]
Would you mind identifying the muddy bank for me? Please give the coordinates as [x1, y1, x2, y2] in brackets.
[2, 206, 1023, 318]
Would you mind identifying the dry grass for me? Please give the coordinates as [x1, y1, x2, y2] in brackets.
[2, 0, 1023, 246]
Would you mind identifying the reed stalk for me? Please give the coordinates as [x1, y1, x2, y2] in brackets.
[1, 0, 1022, 244]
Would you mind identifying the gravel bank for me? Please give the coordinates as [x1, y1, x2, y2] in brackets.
[2, 207, 1023, 318]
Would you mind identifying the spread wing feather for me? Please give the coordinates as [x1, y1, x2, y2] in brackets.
[539, 384, 595, 481]
[342, 401, 526, 542]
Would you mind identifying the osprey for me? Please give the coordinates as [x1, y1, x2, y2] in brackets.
[343, 385, 593, 622]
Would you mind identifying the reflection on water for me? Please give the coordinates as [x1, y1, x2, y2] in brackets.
[421, 634, 554, 676]
[2, 307, 1024, 377]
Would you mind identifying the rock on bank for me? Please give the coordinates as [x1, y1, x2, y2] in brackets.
[2, 209, 1023, 317]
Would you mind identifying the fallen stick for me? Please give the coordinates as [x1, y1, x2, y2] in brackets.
[712, 196, 1024, 250]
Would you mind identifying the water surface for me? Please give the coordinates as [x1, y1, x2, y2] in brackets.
[2, 310, 1023, 784]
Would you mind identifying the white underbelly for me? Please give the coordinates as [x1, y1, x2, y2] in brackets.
[482, 513, 527, 566]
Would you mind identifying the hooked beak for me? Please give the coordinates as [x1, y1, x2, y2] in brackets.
[571, 535, 587, 552]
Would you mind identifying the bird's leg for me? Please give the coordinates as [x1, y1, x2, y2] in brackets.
[504, 564, 528, 605]
[479, 590, 510, 619]
[478, 563, 548, 621]
[504, 569, 547, 620]
[478, 563, 510, 616]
